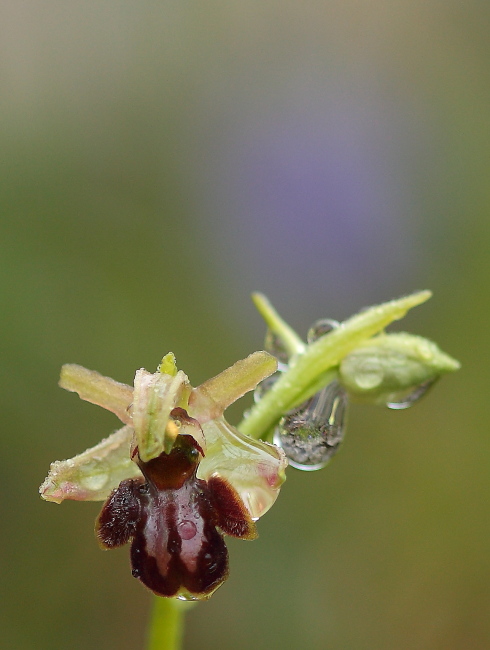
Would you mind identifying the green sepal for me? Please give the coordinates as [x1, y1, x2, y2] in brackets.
[39, 425, 141, 503]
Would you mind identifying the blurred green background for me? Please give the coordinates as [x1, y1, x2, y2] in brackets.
[1, 2, 489, 648]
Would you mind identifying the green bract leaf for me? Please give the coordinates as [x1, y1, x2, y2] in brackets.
[251, 293, 306, 356]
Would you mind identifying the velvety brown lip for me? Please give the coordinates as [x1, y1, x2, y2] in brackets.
[96, 420, 256, 599]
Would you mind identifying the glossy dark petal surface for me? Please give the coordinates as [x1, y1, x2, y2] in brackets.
[95, 426, 256, 599]
[130, 478, 229, 598]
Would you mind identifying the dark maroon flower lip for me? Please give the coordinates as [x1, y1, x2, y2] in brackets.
[96, 417, 257, 600]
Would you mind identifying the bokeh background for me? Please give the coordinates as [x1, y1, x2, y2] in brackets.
[1, 2, 489, 648]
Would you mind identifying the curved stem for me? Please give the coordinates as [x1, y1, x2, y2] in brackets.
[240, 291, 432, 439]
[147, 597, 195, 650]
[251, 292, 306, 356]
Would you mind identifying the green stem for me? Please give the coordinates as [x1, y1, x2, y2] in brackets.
[147, 597, 195, 650]
[239, 290, 431, 439]
[251, 292, 306, 356]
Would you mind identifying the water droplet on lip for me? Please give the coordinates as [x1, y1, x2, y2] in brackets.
[274, 381, 348, 471]
[385, 378, 437, 409]
[178, 520, 197, 540]
[307, 318, 340, 343]
[177, 593, 199, 602]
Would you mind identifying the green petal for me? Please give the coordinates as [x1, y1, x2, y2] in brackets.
[59, 364, 133, 424]
[190, 351, 278, 420]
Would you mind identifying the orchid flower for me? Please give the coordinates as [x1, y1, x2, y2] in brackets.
[40, 351, 287, 600]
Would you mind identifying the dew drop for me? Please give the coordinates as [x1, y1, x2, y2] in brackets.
[307, 318, 340, 343]
[178, 520, 197, 540]
[201, 552, 219, 573]
[353, 362, 384, 390]
[385, 378, 437, 410]
[177, 593, 199, 602]
[274, 381, 348, 471]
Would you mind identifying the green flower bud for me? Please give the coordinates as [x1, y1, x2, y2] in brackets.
[339, 332, 460, 407]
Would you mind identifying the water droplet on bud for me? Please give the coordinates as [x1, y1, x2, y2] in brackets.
[350, 360, 384, 390]
[274, 381, 348, 471]
[307, 319, 340, 343]
[385, 378, 437, 410]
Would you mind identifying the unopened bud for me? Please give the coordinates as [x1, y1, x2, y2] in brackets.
[339, 332, 460, 407]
